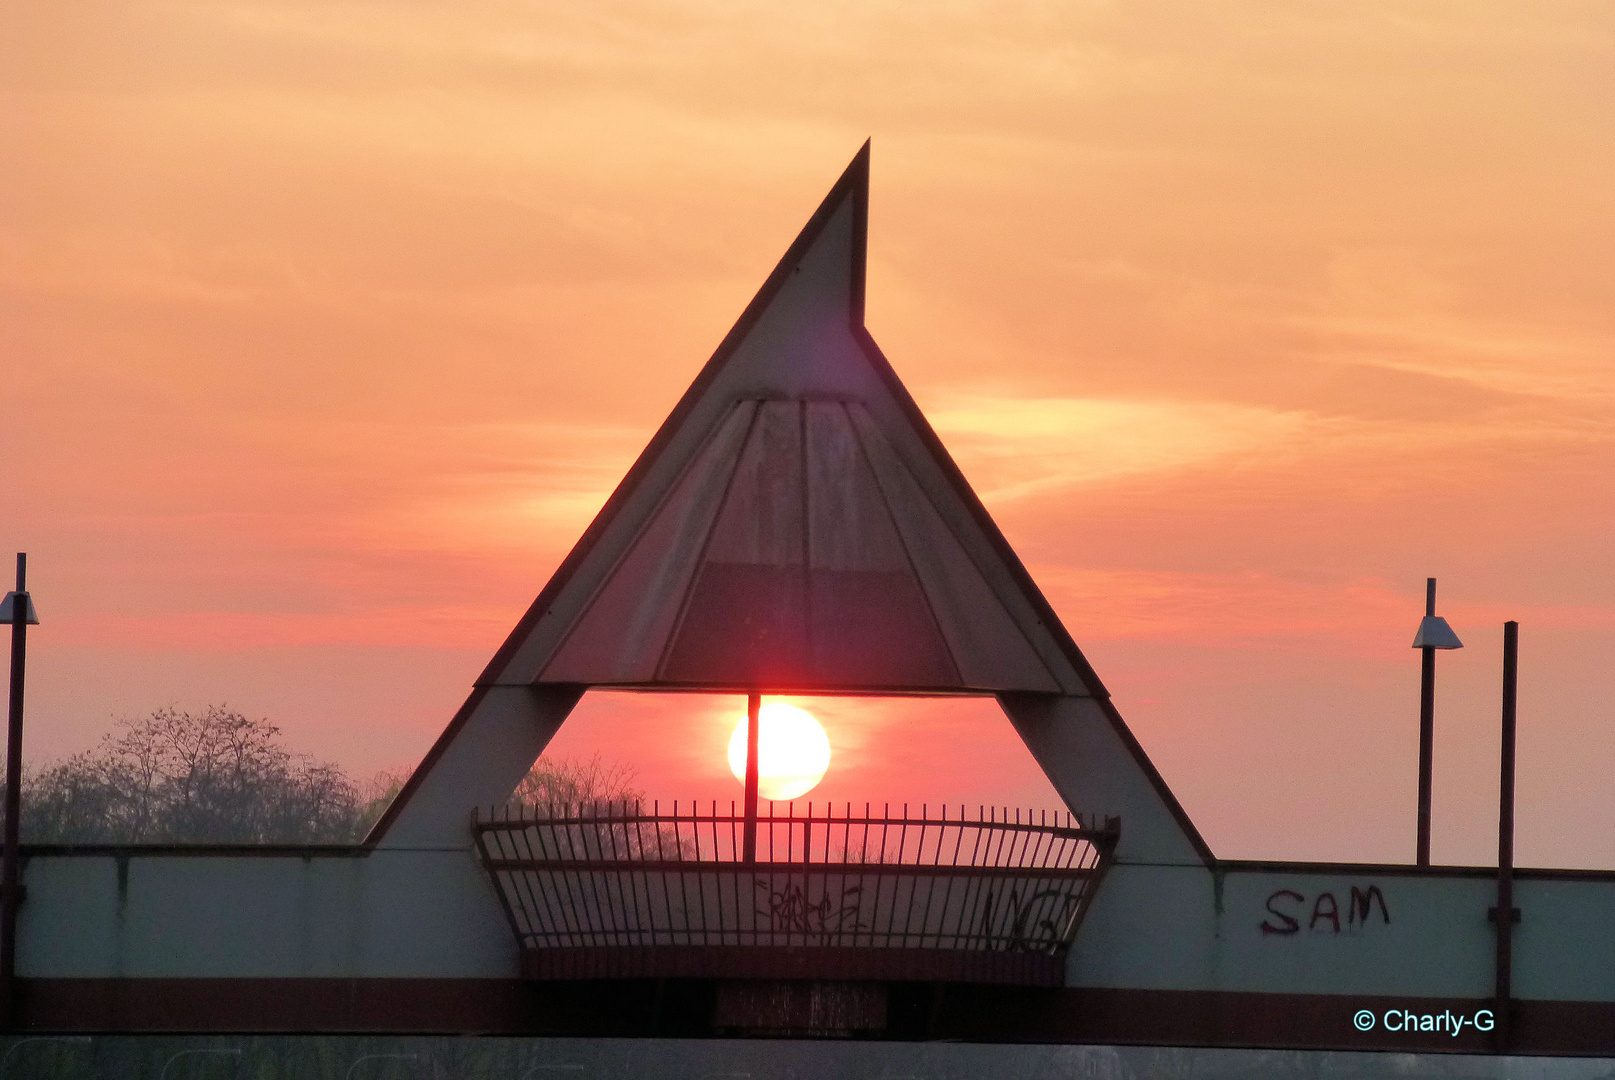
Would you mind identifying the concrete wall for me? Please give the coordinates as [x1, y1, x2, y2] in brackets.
[18, 848, 518, 979]
[1070, 861, 1615, 1001]
[19, 846, 1615, 1003]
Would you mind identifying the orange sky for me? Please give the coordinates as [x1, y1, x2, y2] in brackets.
[3, 2, 1612, 866]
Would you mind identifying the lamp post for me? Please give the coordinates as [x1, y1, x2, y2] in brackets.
[1413, 577, 1462, 866]
[1, 553, 39, 1024]
[1492, 620, 1520, 1052]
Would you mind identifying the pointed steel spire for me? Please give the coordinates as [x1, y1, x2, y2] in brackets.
[482, 143, 1079, 695]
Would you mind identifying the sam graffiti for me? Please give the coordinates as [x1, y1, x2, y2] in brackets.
[1261, 886, 1390, 935]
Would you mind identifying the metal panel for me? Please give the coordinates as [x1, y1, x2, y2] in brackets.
[541, 403, 757, 684]
[661, 402, 809, 684]
[541, 396, 1055, 691]
[805, 403, 959, 686]
[848, 405, 1062, 692]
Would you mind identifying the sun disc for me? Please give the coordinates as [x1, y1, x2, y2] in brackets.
[727, 702, 832, 800]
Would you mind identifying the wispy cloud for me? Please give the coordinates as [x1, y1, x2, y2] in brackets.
[928, 395, 1324, 499]
[5, 0, 1612, 863]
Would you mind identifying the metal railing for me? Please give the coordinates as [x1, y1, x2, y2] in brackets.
[474, 802, 1116, 964]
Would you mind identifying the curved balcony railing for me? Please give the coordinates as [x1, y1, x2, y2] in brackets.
[473, 802, 1118, 986]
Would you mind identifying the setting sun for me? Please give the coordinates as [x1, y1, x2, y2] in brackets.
[727, 702, 832, 801]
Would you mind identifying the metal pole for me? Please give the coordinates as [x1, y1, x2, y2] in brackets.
[1493, 620, 1519, 1052]
[1417, 577, 1436, 865]
[742, 692, 760, 864]
[3, 553, 28, 1023]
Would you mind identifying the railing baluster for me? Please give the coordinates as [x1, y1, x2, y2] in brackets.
[515, 814, 554, 946]
[623, 799, 647, 947]
[728, 800, 741, 946]
[691, 801, 712, 947]
[554, 804, 589, 946]
[478, 800, 1112, 972]
[672, 800, 696, 947]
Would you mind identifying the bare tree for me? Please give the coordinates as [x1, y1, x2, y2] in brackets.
[353, 764, 414, 832]
[502, 754, 696, 859]
[20, 710, 654, 847]
[512, 754, 644, 811]
[22, 706, 363, 844]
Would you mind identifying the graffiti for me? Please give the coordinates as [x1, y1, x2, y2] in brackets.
[1310, 892, 1340, 932]
[1261, 890, 1303, 935]
[1261, 886, 1391, 936]
[981, 887, 1080, 953]
[756, 879, 864, 935]
[1349, 885, 1390, 925]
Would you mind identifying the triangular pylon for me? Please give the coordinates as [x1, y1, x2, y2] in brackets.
[369, 144, 1211, 866]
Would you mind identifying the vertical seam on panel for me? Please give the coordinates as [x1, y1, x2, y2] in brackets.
[800, 399, 814, 681]
[541, 403, 750, 681]
[847, 402, 1063, 692]
[654, 400, 765, 681]
[841, 401, 963, 686]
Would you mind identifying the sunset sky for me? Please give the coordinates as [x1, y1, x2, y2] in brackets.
[3, 1, 1611, 866]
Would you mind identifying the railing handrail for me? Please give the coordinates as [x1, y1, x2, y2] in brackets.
[478, 858, 1103, 878]
[475, 802, 1119, 842]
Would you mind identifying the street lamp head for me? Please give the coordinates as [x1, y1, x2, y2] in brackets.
[1412, 615, 1461, 649]
[0, 592, 37, 626]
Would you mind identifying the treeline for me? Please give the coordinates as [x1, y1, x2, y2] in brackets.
[19, 705, 640, 845]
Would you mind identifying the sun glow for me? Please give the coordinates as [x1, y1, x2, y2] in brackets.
[727, 702, 832, 801]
